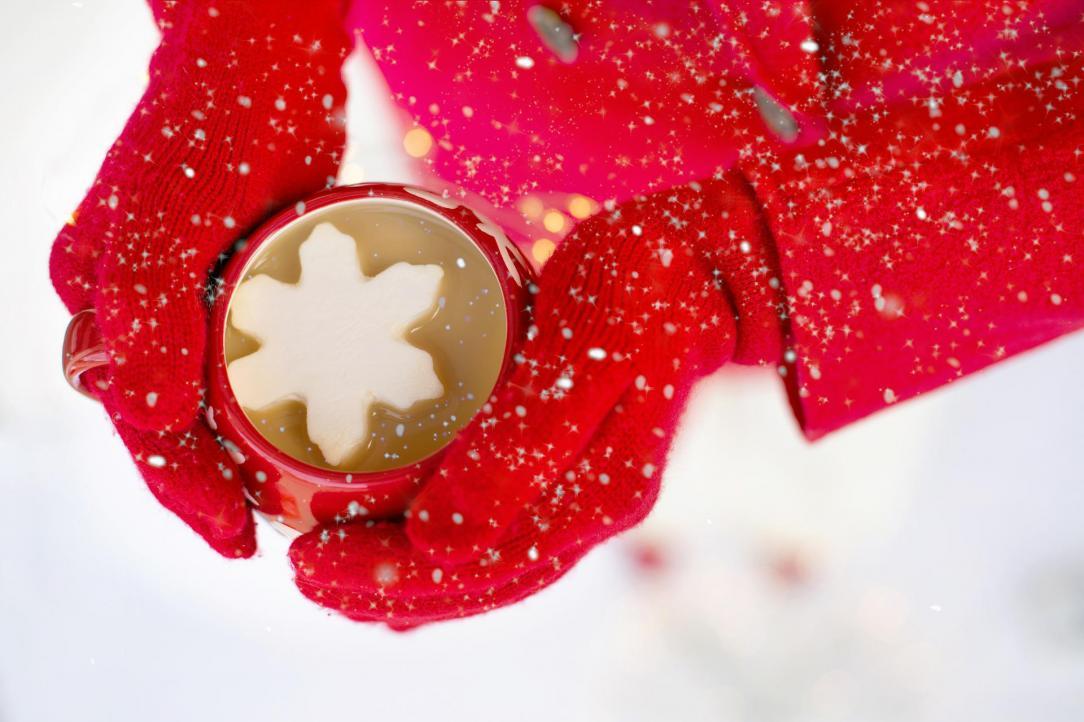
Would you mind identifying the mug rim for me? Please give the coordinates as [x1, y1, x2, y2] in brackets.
[208, 182, 532, 491]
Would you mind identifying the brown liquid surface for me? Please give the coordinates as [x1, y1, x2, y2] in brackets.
[224, 198, 508, 472]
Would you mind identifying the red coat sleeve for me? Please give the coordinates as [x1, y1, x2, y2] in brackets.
[748, 56, 1084, 438]
[346, 0, 1082, 440]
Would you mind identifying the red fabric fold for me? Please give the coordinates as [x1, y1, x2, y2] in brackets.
[751, 60, 1084, 438]
[350, 0, 1084, 440]
[50, 0, 349, 555]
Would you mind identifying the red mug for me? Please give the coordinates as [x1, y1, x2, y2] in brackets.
[64, 183, 535, 534]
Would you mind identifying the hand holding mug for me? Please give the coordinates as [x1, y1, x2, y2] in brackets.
[290, 176, 786, 627]
[53, 0, 348, 555]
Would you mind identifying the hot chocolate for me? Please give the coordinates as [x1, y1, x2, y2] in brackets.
[222, 198, 508, 473]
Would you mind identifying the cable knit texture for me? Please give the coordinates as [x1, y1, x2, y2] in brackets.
[49, 0, 349, 556]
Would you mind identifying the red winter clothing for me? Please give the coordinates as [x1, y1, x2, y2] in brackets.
[351, 0, 1084, 437]
[51, 0, 351, 556]
[51, 0, 1084, 625]
[292, 177, 784, 625]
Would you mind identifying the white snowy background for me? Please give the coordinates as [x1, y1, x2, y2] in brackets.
[2, 3, 1084, 721]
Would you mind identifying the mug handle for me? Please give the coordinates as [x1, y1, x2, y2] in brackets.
[63, 308, 108, 401]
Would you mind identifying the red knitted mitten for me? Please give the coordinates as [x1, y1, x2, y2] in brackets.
[50, 0, 348, 555]
[290, 175, 786, 625]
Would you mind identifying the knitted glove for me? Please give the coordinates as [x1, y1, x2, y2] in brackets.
[50, 0, 348, 555]
[290, 175, 786, 625]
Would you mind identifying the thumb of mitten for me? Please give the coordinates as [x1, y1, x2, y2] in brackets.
[51, 0, 349, 431]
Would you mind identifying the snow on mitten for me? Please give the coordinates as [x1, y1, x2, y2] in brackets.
[289, 175, 786, 625]
[50, 0, 349, 555]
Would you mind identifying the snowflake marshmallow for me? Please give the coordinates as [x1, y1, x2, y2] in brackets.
[227, 222, 445, 466]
